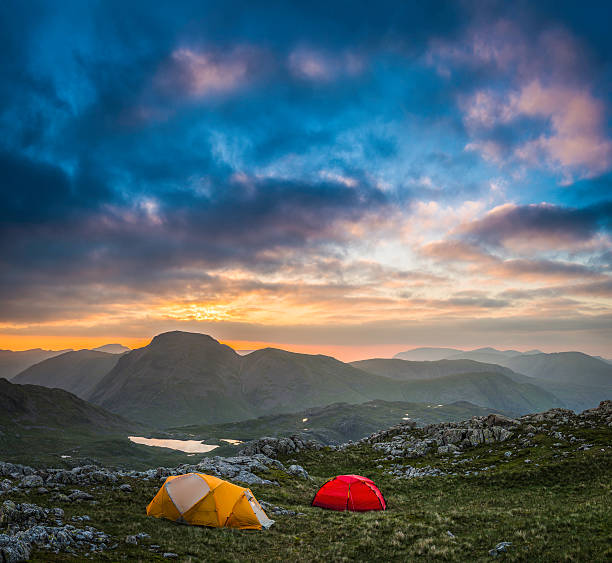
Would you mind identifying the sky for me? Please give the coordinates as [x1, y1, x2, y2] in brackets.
[1, 0, 611, 360]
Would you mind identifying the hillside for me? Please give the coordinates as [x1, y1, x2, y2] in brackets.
[239, 348, 400, 413]
[87, 332, 560, 427]
[0, 378, 194, 469]
[0, 348, 72, 380]
[12, 350, 121, 399]
[351, 358, 525, 382]
[504, 352, 612, 387]
[397, 372, 560, 415]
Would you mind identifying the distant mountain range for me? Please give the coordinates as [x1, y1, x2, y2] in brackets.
[394, 346, 543, 363]
[13, 350, 122, 399]
[5, 332, 611, 428]
[394, 347, 612, 411]
[10, 331, 562, 427]
[0, 348, 72, 380]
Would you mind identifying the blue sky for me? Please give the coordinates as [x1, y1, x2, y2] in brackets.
[1, 0, 611, 358]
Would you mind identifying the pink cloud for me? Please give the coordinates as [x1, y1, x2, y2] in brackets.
[512, 81, 612, 180]
[288, 47, 365, 82]
[430, 19, 612, 181]
[156, 47, 251, 97]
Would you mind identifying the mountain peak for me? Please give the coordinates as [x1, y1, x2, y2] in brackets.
[149, 331, 222, 347]
[93, 343, 130, 354]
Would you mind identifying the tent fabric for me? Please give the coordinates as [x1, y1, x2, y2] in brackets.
[146, 473, 274, 530]
[312, 474, 386, 512]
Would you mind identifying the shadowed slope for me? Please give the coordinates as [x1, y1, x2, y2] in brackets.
[13, 350, 121, 399]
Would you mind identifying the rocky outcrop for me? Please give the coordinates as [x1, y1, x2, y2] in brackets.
[238, 435, 323, 458]
[364, 413, 517, 459]
[0, 501, 113, 561]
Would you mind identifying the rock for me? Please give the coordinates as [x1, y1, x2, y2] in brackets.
[287, 465, 309, 479]
[504, 451, 512, 458]
[136, 532, 150, 540]
[385, 464, 447, 479]
[163, 552, 179, 558]
[19, 474, 43, 488]
[125, 535, 138, 545]
[68, 490, 94, 502]
[490, 541, 512, 556]
[0, 534, 31, 563]
[239, 435, 322, 458]
[119, 484, 132, 493]
[447, 530, 455, 538]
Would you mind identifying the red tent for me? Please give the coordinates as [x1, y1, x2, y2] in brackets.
[311, 474, 386, 511]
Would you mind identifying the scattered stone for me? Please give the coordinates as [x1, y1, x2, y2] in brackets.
[125, 535, 138, 545]
[163, 552, 179, 558]
[287, 465, 309, 479]
[489, 541, 512, 556]
[119, 483, 132, 493]
[447, 530, 455, 538]
[68, 490, 94, 502]
[259, 500, 305, 517]
[385, 464, 446, 479]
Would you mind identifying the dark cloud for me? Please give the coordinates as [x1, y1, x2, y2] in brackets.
[461, 202, 612, 248]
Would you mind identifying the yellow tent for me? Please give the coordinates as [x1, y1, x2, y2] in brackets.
[146, 473, 274, 530]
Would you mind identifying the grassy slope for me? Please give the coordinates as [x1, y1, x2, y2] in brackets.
[15, 414, 611, 562]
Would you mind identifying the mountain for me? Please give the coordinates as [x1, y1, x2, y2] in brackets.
[86, 331, 562, 427]
[397, 372, 561, 416]
[502, 352, 612, 411]
[88, 332, 255, 427]
[504, 352, 612, 387]
[239, 348, 400, 413]
[351, 358, 527, 382]
[92, 343, 130, 354]
[12, 350, 121, 399]
[0, 348, 72, 380]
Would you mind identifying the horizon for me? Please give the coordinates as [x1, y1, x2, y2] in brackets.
[1, 2, 611, 359]
[1, 330, 606, 363]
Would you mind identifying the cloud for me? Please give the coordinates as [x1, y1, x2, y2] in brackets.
[155, 47, 254, 98]
[459, 202, 612, 251]
[288, 47, 365, 81]
[429, 18, 612, 182]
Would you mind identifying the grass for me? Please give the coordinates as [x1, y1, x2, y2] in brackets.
[5, 420, 610, 561]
